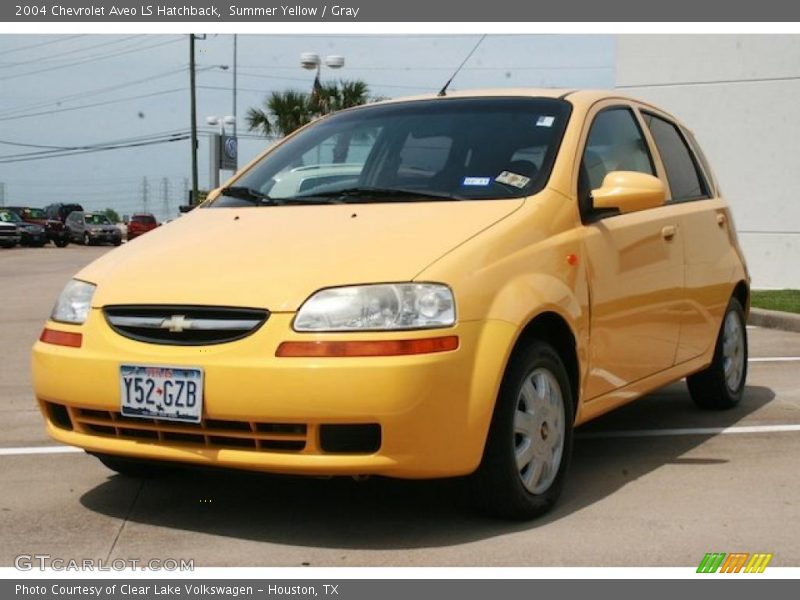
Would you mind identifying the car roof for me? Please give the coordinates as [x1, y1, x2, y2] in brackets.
[349, 88, 684, 125]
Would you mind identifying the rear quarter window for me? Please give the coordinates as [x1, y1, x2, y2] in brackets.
[642, 112, 709, 202]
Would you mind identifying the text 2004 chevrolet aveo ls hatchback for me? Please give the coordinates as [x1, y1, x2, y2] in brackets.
[33, 90, 749, 519]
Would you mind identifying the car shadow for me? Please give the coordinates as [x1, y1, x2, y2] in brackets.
[80, 383, 775, 550]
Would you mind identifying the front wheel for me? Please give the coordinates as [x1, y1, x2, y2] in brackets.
[54, 238, 68, 248]
[472, 341, 574, 520]
[687, 297, 748, 409]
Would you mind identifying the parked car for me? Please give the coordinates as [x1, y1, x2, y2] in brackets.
[4, 206, 69, 247]
[65, 211, 122, 246]
[34, 90, 749, 519]
[0, 209, 45, 247]
[126, 213, 158, 240]
[44, 203, 84, 225]
[0, 211, 21, 248]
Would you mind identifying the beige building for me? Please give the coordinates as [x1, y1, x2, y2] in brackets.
[616, 35, 800, 289]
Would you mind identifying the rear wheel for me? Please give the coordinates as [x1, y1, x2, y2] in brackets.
[687, 297, 748, 410]
[472, 341, 574, 520]
[94, 453, 171, 478]
[55, 238, 68, 248]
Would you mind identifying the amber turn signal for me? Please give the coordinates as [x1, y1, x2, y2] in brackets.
[276, 335, 459, 357]
[40, 328, 83, 348]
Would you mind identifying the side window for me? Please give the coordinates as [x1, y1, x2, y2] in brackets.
[581, 107, 655, 195]
[642, 113, 709, 202]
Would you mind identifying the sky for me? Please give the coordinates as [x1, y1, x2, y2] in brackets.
[0, 34, 615, 221]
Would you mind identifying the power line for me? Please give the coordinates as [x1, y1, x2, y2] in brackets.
[0, 87, 185, 122]
[0, 134, 189, 164]
[0, 66, 188, 119]
[0, 37, 182, 82]
[0, 35, 144, 69]
[0, 34, 86, 56]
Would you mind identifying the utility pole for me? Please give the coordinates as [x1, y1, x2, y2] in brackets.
[0, 182, 5, 207]
[232, 34, 238, 139]
[141, 176, 150, 214]
[189, 34, 199, 205]
[161, 177, 170, 219]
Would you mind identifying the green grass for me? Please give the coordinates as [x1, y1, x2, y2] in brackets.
[751, 289, 800, 314]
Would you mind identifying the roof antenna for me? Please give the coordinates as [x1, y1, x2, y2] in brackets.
[438, 34, 487, 97]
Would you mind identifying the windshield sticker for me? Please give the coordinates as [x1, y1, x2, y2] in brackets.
[536, 115, 556, 127]
[462, 177, 492, 187]
[496, 171, 531, 189]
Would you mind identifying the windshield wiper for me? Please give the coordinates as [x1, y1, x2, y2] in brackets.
[296, 186, 464, 202]
[219, 186, 279, 205]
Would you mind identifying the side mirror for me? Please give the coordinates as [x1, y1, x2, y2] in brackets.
[591, 171, 666, 215]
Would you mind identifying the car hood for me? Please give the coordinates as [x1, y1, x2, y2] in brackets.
[83, 200, 523, 311]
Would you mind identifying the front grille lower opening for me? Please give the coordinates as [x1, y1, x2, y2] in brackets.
[45, 402, 73, 431]
[319, 424, 382, 454]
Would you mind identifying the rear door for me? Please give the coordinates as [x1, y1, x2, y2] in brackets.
[639, 111, 735, 362]
[578, 103, 685, 400]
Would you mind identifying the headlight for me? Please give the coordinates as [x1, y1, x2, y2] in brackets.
[294, 283, 456, 331]
[51, 279, 96, 324]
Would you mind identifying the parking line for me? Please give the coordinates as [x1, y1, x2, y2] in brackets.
[748, 357, 800, 362]
[0, 446, 82, 456]
[578, 424, 800, 439]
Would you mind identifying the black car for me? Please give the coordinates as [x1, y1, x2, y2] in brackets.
[5, 206, 69, 247]
[44, 203, 85, 224]
[0, 209, 46, 247]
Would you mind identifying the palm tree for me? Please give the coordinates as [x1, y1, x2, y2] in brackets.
[246, 79, 372, 142]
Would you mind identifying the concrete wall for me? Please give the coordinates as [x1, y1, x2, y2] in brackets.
[615, 35, 800, 289]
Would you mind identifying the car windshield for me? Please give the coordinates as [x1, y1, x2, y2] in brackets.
[208, 97, 571, 207]
[0, 211, 22, 223]
[85, 214, 111, 225]
[26, 208, 45, 219]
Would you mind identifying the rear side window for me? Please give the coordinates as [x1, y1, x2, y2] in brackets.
[642, 113, 709, 202]
[132, 215, 156, 224]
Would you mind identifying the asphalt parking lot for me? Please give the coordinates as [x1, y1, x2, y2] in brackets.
[1, 244, 799, 567]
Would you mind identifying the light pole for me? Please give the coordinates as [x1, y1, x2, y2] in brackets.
[206, 115, 236, 189]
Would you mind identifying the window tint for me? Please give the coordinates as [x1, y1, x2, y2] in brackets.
[642, 113, 708, 202]
[581, 108, 654, 193]
[684, 129, 716, 195]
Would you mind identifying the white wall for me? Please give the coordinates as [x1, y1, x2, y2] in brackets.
[615, 35, 800, 289]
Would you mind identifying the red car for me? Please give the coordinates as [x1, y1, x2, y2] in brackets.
[127, 213, 158, 240]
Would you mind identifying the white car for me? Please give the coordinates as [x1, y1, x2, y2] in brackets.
[268, 163, 363, 197]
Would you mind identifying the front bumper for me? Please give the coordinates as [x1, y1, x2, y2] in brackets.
[88, 231, 121, 243]
[32, 310, 515, 478]
[21, 230, 46, 245]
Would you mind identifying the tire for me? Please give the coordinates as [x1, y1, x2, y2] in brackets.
[472, 341, 575, 520]
[687, 297, 748, 410]
[94, 453, 171, 478]
[113, 239, 122, 246]
[55, 239, 68, 248]
[83, 232, 91, 246]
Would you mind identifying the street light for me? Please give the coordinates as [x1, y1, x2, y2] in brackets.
[300, 52, 345, 89]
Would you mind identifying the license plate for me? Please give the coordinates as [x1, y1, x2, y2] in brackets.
[120, 364, 203, 423]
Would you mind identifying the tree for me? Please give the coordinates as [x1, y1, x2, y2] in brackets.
[102, 208, 121, 223]
[246, 79, 372, 140]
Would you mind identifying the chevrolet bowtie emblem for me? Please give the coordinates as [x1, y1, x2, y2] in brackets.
[161, 315, 191, 333]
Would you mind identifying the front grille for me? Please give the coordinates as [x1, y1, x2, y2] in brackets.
[104, 305, 269, 345]
[71, 406, 307, 452]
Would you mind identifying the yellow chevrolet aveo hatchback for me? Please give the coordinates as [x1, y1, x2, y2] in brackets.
[33, 90, 749, 519]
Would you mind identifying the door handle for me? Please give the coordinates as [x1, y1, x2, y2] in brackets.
[717, 213, 727, 227]
[661, 225, 677, 240]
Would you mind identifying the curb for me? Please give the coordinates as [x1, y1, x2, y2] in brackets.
[748, 307, 800, 333]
